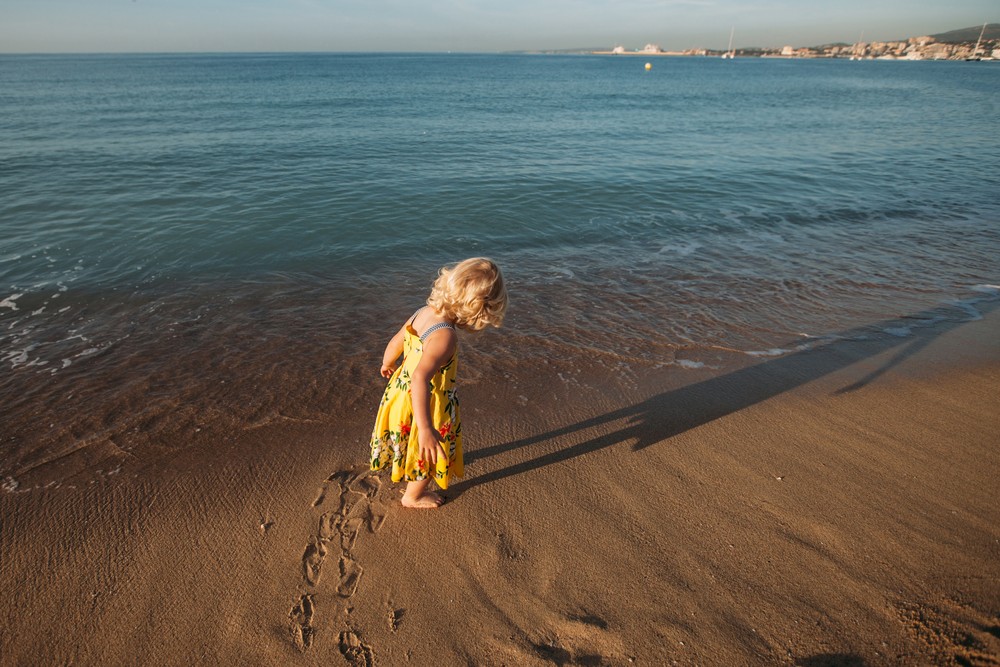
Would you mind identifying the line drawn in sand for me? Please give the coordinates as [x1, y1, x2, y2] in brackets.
[287, 468, 387, 664]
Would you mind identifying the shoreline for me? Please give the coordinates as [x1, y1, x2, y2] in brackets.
[2, 298, 998, 664]
[584, 51, 985, 61]
[5, 280, 996, 495]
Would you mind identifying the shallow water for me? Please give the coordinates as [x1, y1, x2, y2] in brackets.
[1, 53, 998, 489]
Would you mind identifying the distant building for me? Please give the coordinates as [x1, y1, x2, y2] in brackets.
[869, 40, 908, 56]
[595, 24, 997, 61]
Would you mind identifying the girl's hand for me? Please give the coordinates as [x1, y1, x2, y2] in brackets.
[417, 428, 446, 467]
[380, 363, 396, 378]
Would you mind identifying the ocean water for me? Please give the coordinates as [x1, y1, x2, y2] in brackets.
[2, 53, 998, 489]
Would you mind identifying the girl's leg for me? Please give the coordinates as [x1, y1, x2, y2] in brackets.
[401, 478, 443, 508]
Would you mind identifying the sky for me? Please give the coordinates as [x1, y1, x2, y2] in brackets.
[0, 0, 995, 54]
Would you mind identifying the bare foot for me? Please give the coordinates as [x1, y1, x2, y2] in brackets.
[401, 479, 442, 509]
[401, 491, 443, 509]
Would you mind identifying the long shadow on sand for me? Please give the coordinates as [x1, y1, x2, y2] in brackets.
[454, 296, 997, 497]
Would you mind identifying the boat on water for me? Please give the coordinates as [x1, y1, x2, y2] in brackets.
[721, 27, 735, 59]
[966, 22, 988, 61]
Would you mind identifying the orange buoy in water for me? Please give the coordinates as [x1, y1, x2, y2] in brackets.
[645, 62, 652, 71]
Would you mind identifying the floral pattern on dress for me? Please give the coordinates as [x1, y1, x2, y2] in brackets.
[369, 322, 463, 489]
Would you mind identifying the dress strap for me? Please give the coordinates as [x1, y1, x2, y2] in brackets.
[419, 321, 455, 342]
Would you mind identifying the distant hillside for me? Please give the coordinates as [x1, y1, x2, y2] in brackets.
[930, 23, 1000, 43]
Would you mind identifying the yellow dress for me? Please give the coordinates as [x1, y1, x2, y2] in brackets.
[369, 319, 463, 489]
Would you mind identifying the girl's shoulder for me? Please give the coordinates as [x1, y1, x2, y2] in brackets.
[411, 307, 456, 342]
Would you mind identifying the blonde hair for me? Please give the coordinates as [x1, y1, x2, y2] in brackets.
[427, 257, 508, 331]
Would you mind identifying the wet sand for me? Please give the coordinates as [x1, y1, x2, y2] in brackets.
[2, 304, 998, 666]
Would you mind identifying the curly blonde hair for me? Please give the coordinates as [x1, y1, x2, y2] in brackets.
[426, 257, 508, 331]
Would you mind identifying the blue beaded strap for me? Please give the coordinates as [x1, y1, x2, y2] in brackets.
[419, 321, 455, 342]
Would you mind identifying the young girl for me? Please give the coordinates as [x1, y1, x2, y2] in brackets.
[369, 258, 508, 508]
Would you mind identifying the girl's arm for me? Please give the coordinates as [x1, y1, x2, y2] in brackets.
[410, 329, 457, 466]
[379, 325, 407, 378]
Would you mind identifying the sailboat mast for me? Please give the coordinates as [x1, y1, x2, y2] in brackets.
[721, 26, 735, 58]
[973, 22, 987, 57]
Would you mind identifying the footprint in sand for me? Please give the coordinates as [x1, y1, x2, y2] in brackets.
[388, 606, 405, 632]
[339, 630, 375, 666]
[527, 612, 625, 666]
[288, 594, 315, 652]
[897, 597, 1000, 664]
[318, 511, 337, 541]
[312, 473, 338, 507]
[366, 504, 387, 533]
[288, 468, 389, 653]
[340, 517, 363, 552]
[338, 555, 364, 598]
[340, 489, 367, 515]
[302, 538, 327, 586]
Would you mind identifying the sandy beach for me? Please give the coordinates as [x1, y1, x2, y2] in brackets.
[2, 301, 998, 666]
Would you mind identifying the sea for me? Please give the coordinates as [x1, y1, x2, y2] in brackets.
[2, 53, 998, 491]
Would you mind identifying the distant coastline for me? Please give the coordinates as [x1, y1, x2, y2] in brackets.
[538, 23, 1000, 61]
